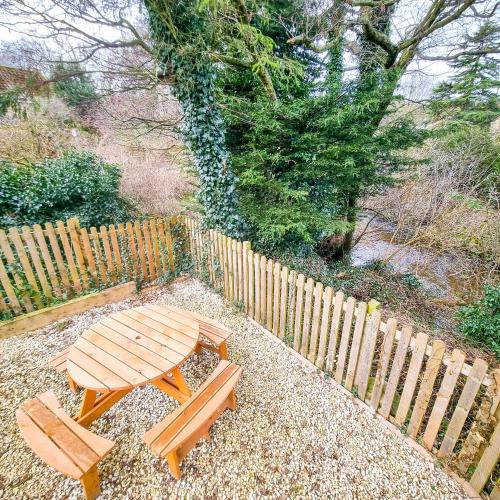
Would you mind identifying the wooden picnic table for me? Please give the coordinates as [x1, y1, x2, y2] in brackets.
[67, 305, 200, 426]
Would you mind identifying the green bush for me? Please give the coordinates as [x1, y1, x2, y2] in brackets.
[457, 284, 500, 358]
[0, 151, 135, 228]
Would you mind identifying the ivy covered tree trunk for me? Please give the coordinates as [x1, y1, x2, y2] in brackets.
[146, 5, 244, 237]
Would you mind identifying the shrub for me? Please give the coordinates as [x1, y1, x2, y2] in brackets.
[0, 150, 135, 228]
[457, 284, 500, 358]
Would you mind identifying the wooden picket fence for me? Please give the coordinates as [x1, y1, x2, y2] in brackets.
[182, 216, 500, 497]
[0, 217, 177, 318]
[0, 214, 498, 495]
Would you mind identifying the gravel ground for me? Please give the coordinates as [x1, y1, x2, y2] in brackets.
[0, 278, 470, 499]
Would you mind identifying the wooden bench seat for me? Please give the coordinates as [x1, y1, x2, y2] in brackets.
[144, 360, 242, 479]
[16, 390, 114, 500]
[49, 348, 79, 393]
[160, 305, 234, 360]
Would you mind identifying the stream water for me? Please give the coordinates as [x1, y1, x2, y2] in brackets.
[350, 216, 480, 300]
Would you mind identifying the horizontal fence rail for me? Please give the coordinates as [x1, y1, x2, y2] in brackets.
[182, 216, 500, 498]
[0, 217, 177, 318]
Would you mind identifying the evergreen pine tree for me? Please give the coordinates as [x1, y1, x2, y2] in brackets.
[429, 22, 499, 128]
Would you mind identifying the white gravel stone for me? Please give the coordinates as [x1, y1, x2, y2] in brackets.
[0, 278, 470, 499]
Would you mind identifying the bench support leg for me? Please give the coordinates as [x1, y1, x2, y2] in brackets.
[77, 389, 131, 427]
[80, 465, 100, 500]
[219, 342, 228, 361]
[197, 341, 229, 361]
[227, 390, 236, 410]
[171, 367, 191, 397]
[66, 373, 79, 394]
[167, 451, 181, 480]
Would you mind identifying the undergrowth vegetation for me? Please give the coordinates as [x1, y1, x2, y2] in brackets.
[0, 151, 135, 228]
[457, 285, 500, 358]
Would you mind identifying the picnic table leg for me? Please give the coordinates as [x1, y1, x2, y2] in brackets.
[76, 389, 132, 427]
[77, 389, 97, 420]
[66, 373, 79, 394]
[171, 367, 191, 397]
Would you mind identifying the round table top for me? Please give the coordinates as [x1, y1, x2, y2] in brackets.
[67, 305, 200, 392]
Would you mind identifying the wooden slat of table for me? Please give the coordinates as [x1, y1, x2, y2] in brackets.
[84, 327, 166, 378]
[74, 336, 149, 386]
[101, 316, 188, 363]
[123, 309, 198, 347]
[69, 348, 129, 391]
[143, 305, 199, 333]
[107, 314, 191, 357]
[91, 323, 174, 370]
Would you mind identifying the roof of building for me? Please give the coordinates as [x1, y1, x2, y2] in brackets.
[0, 65, 46, 93]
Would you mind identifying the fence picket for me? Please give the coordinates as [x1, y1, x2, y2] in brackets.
[470, 419, 500, 492]
[21, 226, 52, 299]
[90, 227, 107, 285]
[233, 239, 239, 299]
[108, 224, 123, 278]
[125, 223, 138, 279]
[254, 253, 261, 321]
[99, 225, 116, 283]
[116, 223, 131, 278]
[307, 282, 323, 362]
[370, 318, 398, 410]
[422, 348, 466, 450]
[407, 340, 446, 438]
[8, 227, 43, 306]
[266, 259, 273, 330]
[300, 278, 315, 357]
[345, 301, 368, 390]
[134, 222, 148, 281]
[237, 241, 244, 302]
[272, 261, 281, 335]
[438, 358, 488, 457]
[67, 219, 89, 289]
[287, 270, 297, 337]
[0, 256, 21, 312]
[79, 228, 99, 286]
[32, 224, 61, 296]
[44, 222, 70, 293]
[260, 255, 267, 324]
[247, 249, 254, 317]
[293, 274, 305, 352]
[324, 291, 344, 373]
[56, 221, 82, 292]
[334, 296, 355, 381]
[243, 242, 250, 310]
[150, 220, 162, 276]
[394, 332, 429, 426]
[0, 229, 33, 312]
[315, 286, 333, 368]
[379, 326, 412, 419]
[356, 310, 381, 400]
[278, 266, 289, 340]
[141, 221, 155, 280]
